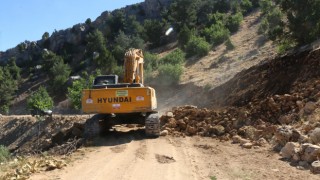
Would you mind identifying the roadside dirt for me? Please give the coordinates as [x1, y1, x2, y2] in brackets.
[29, 127, 318, 180]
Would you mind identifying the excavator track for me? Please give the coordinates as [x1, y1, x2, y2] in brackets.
[84, 114, 105, 139]
[145, 113, 160, 137]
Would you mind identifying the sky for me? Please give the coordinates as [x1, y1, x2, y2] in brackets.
[0, 0, 144, 51]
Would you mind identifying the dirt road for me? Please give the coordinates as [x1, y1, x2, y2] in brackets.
[30, 127, 318, 180]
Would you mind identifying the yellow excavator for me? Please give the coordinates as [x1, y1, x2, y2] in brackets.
[81, 49, 160, 138]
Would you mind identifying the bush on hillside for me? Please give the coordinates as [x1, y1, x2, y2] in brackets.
[202, 22, 230, 46]
[226, 12, 243, 33]
[27, 86, 53, 112]
[0, 145, 10, 163]
[159, 48, 185, 65]
[157, 64, 183, 86]
[185, 35, 211, 57]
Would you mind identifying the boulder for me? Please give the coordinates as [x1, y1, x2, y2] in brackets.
[160, 130, 169, 136]
[176, 119, 187, 130]
[186, 125, 197, 135]
[311, 161, 320, 174]
[309, 128, 320, 144]
[301, 143, 320, 163]
[242, 142, 253, 149]
[212, 125, 225, 136]
[280, 142, 300, 159]
[274, 126, 293, 146]
[304, 102, 317, 114]
[232, 135, 242, 144]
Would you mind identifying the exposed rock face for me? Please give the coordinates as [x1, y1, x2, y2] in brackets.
[143, 0, 172, 19]
[0, 0, 173, 65]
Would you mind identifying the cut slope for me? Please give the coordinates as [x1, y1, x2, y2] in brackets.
[181, 10, 276, 88]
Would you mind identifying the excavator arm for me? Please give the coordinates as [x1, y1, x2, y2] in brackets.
[123, 48, 144, 84]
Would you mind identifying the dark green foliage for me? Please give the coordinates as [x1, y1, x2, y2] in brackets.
[185, 35, 211, 57]
[0, 66, 18, 114]
[226, 12, 243, 33]
[124, 15, 144, 36]
[159, 48, 185, 65]
[158, 64, 183, 86]
[168, 0, 199, 30]
[178, 25, 194, 47]
[144, 52, 159, 70]
[112, 31, 145, 61]
[42, 32, 50, 40]
[27, 86, 53, 111]
[258, 6, 284, 41]
[49, 56, 71, 93]
[277, 0, 320, 45]
[7, 57, 21, 81]
[0, 145, 10, 163]
[67, 72, 97, 109]
[106, 10, 126, 36]
[240, 0, 253, 14]
[86, 29, 116, 72]
[202, 22, 230, 46]
[143, 19, 165, 47]
[85, 18, 92, 25]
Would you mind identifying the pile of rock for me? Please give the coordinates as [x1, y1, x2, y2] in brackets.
[160, 105, 276, 143]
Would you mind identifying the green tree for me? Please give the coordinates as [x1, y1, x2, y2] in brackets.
[86, 29, 116, 72]
[27, 86, 53, 111]
[178, 25, 193, 47]
[67, 72, 97, 110]
[143, 19, 165, 47]
[168, 0, 200, 30]
[277, 0, 320, 45]
[7, 57, 21, 81]
[0, 67, 17, 114]
[49, 57, 71, 93]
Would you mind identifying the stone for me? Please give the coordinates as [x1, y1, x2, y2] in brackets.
[160, 130, 169, 136]
[256, 138, 268, 146]
[301, 143, 320, 163]
[177, 119, 187, 130]
[186, 125, 197, 135]
[311, 161, 320, 174]
[280, 142, 300, 159]
[242, 143, 253, 149]
[304, 102, 317, 114]
[274, 126, 293, 146]
[232, 135, 242, 144]
[309, 128, 320, 144]
[166, 111, 174, 117]
[212, 125, 225, 136]
[167, 118, 177, 128]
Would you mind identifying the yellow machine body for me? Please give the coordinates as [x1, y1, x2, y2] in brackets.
[82, 87, 157, 114]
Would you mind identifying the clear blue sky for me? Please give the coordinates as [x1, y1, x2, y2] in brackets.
[0, 0, 144, 51]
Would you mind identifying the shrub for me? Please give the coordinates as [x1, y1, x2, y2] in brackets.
[144, 52, 159, 70]
[0, 145, 10, 163]
[27, 86, 53, 111]
[159, 48, 185, 65]
[157, 64, 183, 86]
[202, 22, 230, 46]
[185, 35, 211, 57]
[67, 73, 97, 110]
[49, 57, 71, 93]
[226, 12, 243, 33]
[225, 38, 235, 50]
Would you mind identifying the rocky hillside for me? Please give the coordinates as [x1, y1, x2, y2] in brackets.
[0, 0, 171, 65]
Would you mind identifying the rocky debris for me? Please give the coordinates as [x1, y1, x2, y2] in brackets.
[155, 154, 176, 164]
[1, 156, 67, 179]
[309, 128, 320, 144]
[280, 142, 300, 159]
[160, 130, 169, 136]
[242, 142, 253, 149]
[311, 161, 320, 174]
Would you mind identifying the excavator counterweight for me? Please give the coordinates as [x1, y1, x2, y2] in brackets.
[81, 49, 160, 138]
